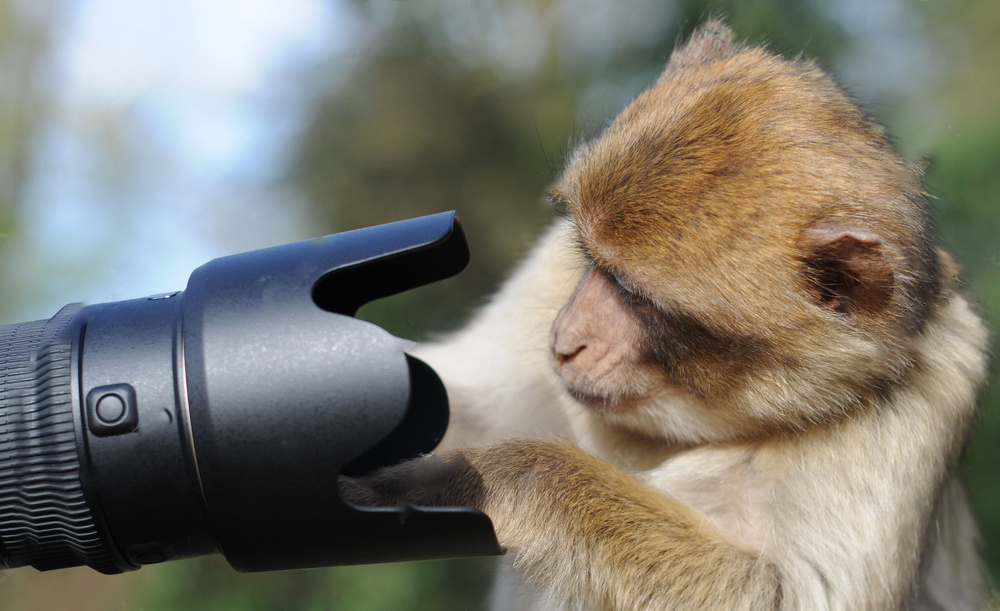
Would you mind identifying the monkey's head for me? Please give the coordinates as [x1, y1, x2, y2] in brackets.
[549, 21, 949, 443]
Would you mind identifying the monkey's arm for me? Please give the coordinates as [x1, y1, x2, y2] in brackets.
[411, 219, 583, 449]
[407, 438, 781, 610]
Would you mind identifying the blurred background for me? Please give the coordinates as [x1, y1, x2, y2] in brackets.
[1, 0, 998, 608]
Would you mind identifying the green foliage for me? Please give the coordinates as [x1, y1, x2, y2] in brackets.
[124, 556, 496, 611]
[291, 15, 575, 337]
[925, 115, 1000, 582]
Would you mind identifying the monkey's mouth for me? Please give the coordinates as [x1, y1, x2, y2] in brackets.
[566, 387, 642, 414]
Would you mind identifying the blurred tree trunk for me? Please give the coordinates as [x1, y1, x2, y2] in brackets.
[0, 0, 59, 317]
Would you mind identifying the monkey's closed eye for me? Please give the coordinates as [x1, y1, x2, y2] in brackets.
[609, 269, 642, 300]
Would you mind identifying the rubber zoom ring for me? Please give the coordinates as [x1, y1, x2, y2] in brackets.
[0, 305, 120, 573]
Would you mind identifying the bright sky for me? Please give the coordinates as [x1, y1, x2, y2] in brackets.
[11, 0, 345, 320]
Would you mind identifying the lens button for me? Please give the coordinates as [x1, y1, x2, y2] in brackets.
[86, 384, 139, 437]
[95, 394, 127, 424]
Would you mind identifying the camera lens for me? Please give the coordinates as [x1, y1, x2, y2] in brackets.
[0, 212, 500, 575]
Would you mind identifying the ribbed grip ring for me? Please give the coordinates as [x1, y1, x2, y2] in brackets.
[0, 305, 120, 573]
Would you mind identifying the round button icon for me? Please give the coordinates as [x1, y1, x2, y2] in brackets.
[86, 384, 139, 437]
[95, 393, 127, 424]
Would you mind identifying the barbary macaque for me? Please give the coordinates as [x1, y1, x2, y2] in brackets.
[348, 21, 990, 610]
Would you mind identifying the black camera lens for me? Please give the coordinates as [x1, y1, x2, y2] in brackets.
[0, 212, 500, 574]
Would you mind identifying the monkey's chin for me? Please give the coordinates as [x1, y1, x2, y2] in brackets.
[566, 387, 643, 414]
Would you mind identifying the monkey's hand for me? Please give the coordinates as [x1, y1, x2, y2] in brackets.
[338, 452, 471, 509]
[348, 438, 781, 609]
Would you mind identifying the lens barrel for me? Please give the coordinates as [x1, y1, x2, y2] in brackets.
[0, 212, 501, 574]
[0, 304, 123, 572]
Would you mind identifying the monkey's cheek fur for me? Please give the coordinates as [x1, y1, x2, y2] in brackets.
[565, 386, 645, 414]
[557, 364, 682, 418]
[553, 355, 666, 412]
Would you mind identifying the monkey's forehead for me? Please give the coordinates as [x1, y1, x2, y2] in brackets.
[558, 46, 915, 262]
[560, 42, 901, 228]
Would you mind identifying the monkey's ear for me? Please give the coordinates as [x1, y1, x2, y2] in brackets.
[803, 224, 894, 318]
[671, 19, 736, 65]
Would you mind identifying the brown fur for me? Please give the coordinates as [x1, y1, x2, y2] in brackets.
[350, 21, 990, 610]
[561, 21, 947, 439]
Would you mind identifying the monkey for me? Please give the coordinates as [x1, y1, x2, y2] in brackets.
[347, 20, 990, 610]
